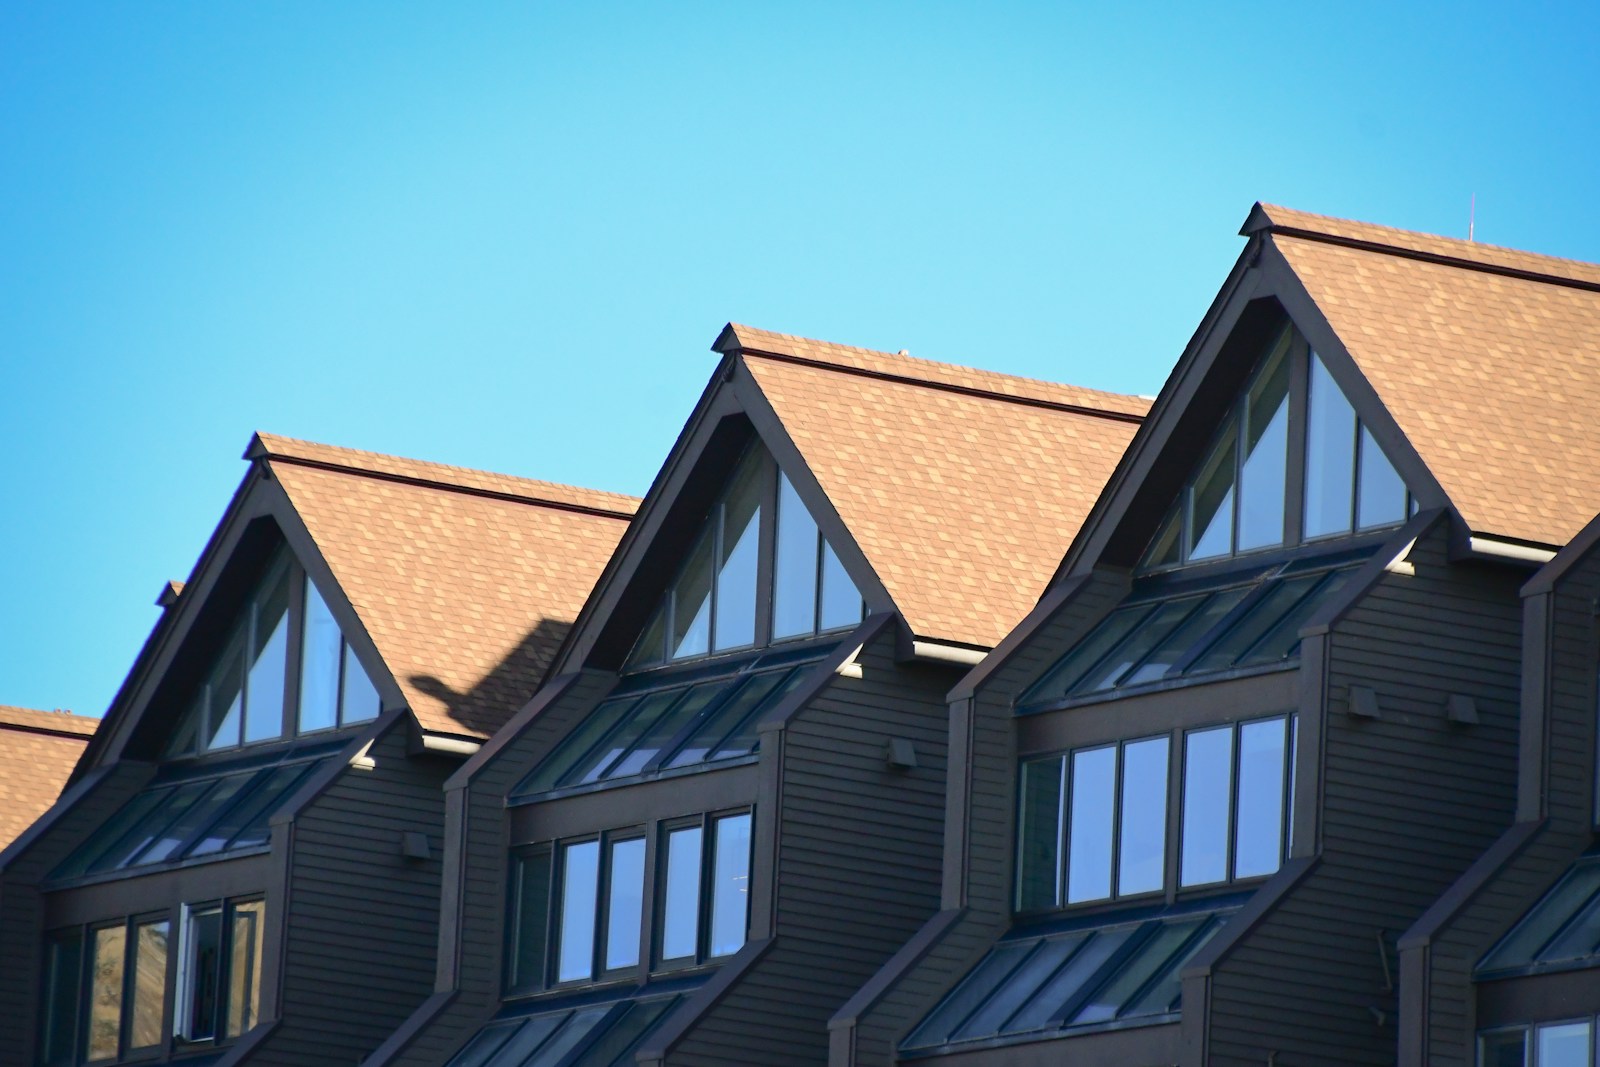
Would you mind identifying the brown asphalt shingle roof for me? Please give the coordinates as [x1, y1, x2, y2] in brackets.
[722, 325, 1148, 648]
[253, 434, 637, 739]
[0, 706, 96, 850]
[1253, 204, 1600, 548]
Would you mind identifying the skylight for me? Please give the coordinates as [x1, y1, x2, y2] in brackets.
[51, 752, 333, 881]
[513, 648, 824, 799]
[902, 906, 1236, 1052]
[1478, 856, 1600, 978]
[1021, 558, 1364, 709]
[447, 992, 688, 1067]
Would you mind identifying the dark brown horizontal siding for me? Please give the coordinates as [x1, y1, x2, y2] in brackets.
[1418, 551, 1600, 1065]
[840, 570, 1130, 1067]
[246, 727, 452, 1066]
[0, 763, 154, 1067]
[381, 672, 615, 1067]
[670, 629, 955, 1065]
[1207, 528, 1524, 1066]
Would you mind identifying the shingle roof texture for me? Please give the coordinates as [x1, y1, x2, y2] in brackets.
[254, 435, 637, 739]
[1255, 205, 1600, 548]
[0, 706, 96, 850]
[725, 326, 1148, 648]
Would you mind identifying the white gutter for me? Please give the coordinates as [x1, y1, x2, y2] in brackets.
[1467, 536, 1557, 565]
[421, 735, 483, 757]
[910, 640, 988, 667]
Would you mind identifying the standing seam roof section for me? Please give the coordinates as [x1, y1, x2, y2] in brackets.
[0, 706, 97, 850]
[1249, 204, 1600, 549]
[252, 434, 639, 740]
[721, 325, 1149, 650]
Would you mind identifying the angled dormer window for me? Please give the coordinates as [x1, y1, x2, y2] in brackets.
[1144, 326, 1413, 570]
[167, 550, 382, 758]
[628, 443, 864, 670]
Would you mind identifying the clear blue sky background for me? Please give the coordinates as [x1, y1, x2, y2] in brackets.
[3, 3, 1598, 718]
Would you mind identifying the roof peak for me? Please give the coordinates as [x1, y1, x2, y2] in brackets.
[716, 323, 1150, 423]
[0, 705, 99, 738]
[1247, 202, 1600, 293]
[248, 433, 640, 520]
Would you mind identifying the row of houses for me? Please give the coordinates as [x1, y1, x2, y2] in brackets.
[3, 203, 1597, 1066]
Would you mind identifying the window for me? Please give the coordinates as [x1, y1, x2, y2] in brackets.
[1143, 327, 1412, 571]
[39, 915, 172, 1065]
[1017, 715, 1295, 911]
[658, 811, 752, 966]
[1020, 559, 1363, 710]
[1478, 855, 1600, 978]
[628, 444, 864, 670]
[166, 553, 382, 758]
[512, 651, 821, 799]
[1181, 716, 1294, 887]
[1480, 1020, 1596, 1067]
[903, 905, 1237, 1051]
[506, 812, 751, 995]
[296, 576, 381, 733]
[1016, 737, 1170, 910]
[51, 755, 331, 882]
[445, 993, 691, 1067]
[175, 898, 264, 1043]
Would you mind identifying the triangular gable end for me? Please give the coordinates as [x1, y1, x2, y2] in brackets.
[164, 544, 384, 757]
[1140, 321, 1416, 571]
[94, 464, 404, 770]
[559, 353, 891, 676]
[626, 438, 866, 670]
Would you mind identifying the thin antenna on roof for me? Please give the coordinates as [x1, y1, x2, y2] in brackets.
[1468, 193, 1475, 242]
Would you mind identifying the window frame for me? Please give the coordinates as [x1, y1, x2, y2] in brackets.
[40, 895, 265, 1066]
[1478, 1018, 1597, 1067]
[1014, 734, 1171, 911]
[504, 808, 755, 1000]
[1142, 326, 1414, 574]
[627, 444, 866, 672]
[1177, 714, 1296, 891]
[166, 550, 384, 761]
[1015, 713, 1296, 917]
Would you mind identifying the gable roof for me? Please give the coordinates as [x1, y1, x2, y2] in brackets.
[0, 705, 96, 849]
[1249, 204, 1600, 549]
[720, 325, 1149, 648]
[251, 434, 638, 738]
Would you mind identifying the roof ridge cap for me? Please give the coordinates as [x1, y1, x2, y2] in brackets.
[1252, 204, 1600, 295]
[724, 322, 1146, 410]
[250, 433, 639, 520]
[738, 345, 1147, 424]
[0, 705, 99, 738]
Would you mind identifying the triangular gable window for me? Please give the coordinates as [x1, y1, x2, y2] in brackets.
[1143, 326, 1413, 570]
[167, 550, 381, 757]
[628, 442, 865, 670]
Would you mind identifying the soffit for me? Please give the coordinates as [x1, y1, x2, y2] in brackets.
[1270, 226, 1600, 547]
[259, 436, 637, 739]
[731, 329, 1147, 648]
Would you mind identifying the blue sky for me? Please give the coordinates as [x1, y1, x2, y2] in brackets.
[3, 2, 1598, 718]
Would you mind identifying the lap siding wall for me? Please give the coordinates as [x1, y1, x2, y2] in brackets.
[1206, 526, 1523, 1065]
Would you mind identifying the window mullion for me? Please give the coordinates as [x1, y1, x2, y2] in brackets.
[1055, 758, 1068, 909]
[754, 458, 778, 646]
[1110, 744, 1125, 897]
[282, 564, 306, 739]
[1226, 725, 1242, 882]
[1284, 333, 1310, 546]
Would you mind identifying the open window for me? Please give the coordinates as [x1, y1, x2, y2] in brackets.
[166, 549, 382, 758]
[1144, 326, 1413, 571]
[628, 443, 864, 670]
